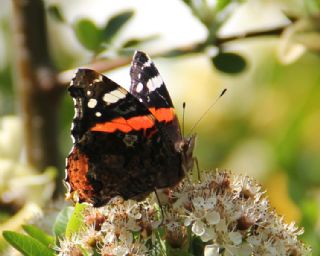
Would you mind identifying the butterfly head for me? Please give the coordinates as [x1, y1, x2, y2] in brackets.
[177, 134, 196, 173]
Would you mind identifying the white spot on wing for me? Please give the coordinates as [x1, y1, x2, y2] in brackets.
[136, 82, 143, 93]
[73, 99, 79, 118]
[103, 89, 127, 104]
[146, 75, 163, 92]
[143, 59, 152, 67]
[95, 112, 102, 117]
[93, 75, 103, 83]
[88, 98, 97, 108]
[87, 90, 92, 96]
[70, 122, 76, 144]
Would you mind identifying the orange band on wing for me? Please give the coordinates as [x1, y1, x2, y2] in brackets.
[90, 116, 154, 133]
[127, 115, 154, 130]
[66, 147, 95, 204]
[148, 107, 175, 122]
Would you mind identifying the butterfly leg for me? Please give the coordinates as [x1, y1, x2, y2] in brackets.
[194, 157, 201, 182]
[154, 188, 165, 225]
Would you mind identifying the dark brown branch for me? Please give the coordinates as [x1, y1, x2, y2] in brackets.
[57, 24, 289, 86]
[215, 25, 288, 45]
[12, 0, 64, 194]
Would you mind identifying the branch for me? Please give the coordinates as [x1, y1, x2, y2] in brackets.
[215, 24, 288, 45]
[57, 56, 132, 86]
[57, 24, 289, 86]
[12, 0, 64, 194]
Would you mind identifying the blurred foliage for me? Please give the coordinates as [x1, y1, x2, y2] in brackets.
[211, 52, 246, 73]
[73, 10, 134, 54]
[0, 0, 320, 254]
[3, 205, 82, 256]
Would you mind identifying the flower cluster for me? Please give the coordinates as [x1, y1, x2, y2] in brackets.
[57, 197, 162, 256]
[163, 171, 310, 255]
[56, 170, 311, 256]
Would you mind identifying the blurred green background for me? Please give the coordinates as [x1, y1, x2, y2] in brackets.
[0, 0, 319, 254]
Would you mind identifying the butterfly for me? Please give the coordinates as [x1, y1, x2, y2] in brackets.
[65, 51, 195, 207]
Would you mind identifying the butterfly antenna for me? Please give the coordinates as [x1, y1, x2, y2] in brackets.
[182, 102, 186, 137]
[188, 88, 227, 136]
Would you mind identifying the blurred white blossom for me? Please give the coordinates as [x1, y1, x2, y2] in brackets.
[0, 116, 56, 207]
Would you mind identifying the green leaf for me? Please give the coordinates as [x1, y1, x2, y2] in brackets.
[73, 19, 102, 51]
[65, 203, 87, 239]
[47, 5, 65, 22]
[102, 10, 134, 43]
[211, 52, 246, 74]
[53, 206, 74, 237]
[121, 35, 158, 48]
[22, 225, 55, 248]
[3, 231, 54, 256]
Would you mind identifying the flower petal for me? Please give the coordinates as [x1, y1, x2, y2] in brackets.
[192, 220, 206, 236]
[206, 211, 220, 225]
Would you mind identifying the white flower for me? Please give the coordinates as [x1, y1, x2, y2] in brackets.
[204, 244, 220, 256]
[184, 216, 193, 227]
[206, 211, 220, 225]
[203, 194, 217, 210]
[192, 219, 206, 236]
[200, 227, 217, 242]
[192, 196, 205, 210]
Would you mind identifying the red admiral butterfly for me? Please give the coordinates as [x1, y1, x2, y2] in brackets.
[65, 51, 196, 207]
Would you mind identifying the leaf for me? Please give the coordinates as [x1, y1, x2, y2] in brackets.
[102, 10, 134, 43]
[47, 5, 65, 22]
[3, 231, 54, 256]
[22, 225, 55, 248]
[121, 35, 158, 48]
[73, 19, 102, 51]
[65, 203, 87, 239]
[53, 206, 74, 237]
[211, 52, 246, 74]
